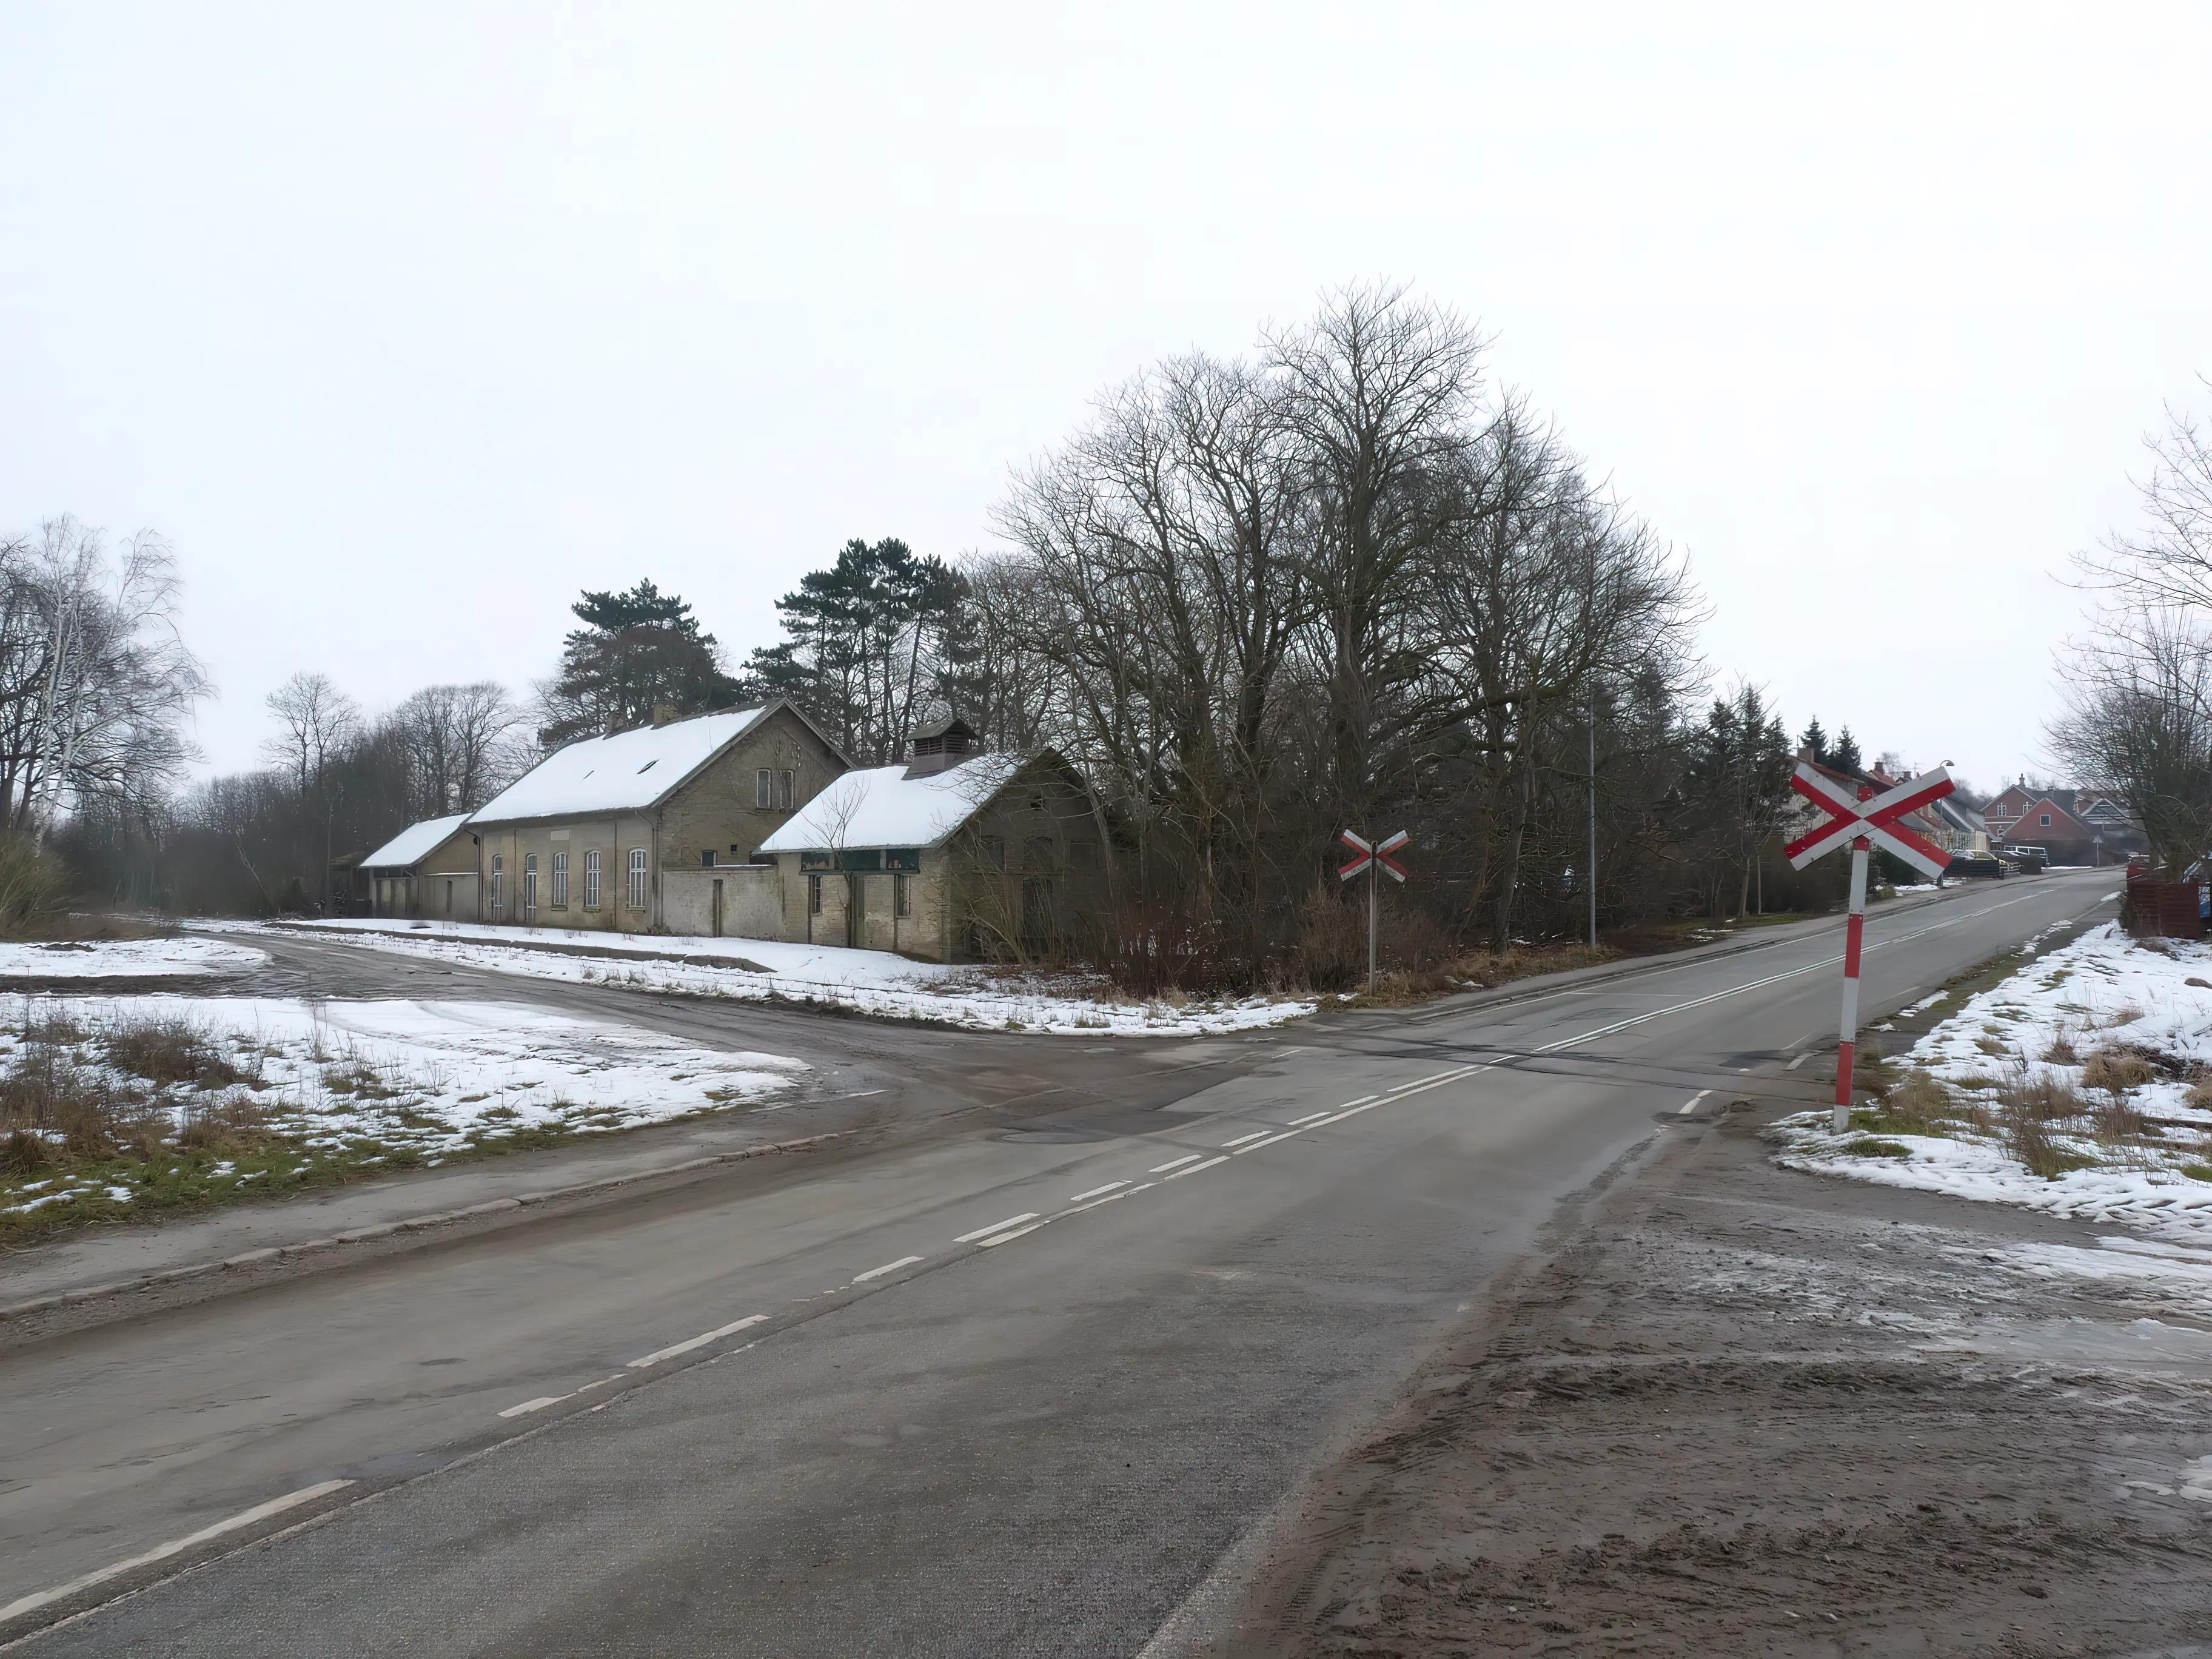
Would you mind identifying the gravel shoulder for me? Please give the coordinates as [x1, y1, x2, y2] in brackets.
[1179, 1091, 2212, 1655]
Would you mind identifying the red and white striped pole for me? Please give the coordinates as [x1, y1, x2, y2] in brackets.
[1832, 784, 1874, 1133]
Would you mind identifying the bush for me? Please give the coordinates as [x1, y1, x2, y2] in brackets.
[0, 833, 69, 939]
[106, 1019, 240, 1090]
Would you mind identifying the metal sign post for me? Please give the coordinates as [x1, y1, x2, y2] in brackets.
[1783, 763, 1954, 1132]
[1339, 829, 1409, 995]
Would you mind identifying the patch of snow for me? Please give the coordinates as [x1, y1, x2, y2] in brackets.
[360, 812, 473, 871]
[0, 937, 267, 979]
[198, 918, 1313, 1037]
[756, 754, 1021, 851]
[1773, 920, 2212, 1245]
[12, 994, 808, 1153]
[471, 706, 768, 822]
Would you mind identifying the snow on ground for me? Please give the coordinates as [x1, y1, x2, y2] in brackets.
[0, 996, 805, 1217]
[195, 917, 1313, 1036]
[0, 936, 267, 979]
[1773, 920, 2212, 1245]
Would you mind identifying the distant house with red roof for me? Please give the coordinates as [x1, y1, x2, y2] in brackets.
[1981, 783, 2140, 866]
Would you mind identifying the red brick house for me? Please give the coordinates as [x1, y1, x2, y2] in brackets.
[1981, 784, 2139, 865]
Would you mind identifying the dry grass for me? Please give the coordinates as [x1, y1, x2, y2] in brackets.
[2041, 1031, 2080, 1066]
[2082, 1048, 2156, 1093]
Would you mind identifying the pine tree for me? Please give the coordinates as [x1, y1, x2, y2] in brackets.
[538, 580, 739, 748]
[1798, 716, 1828, 766]
[1831, 725, 1863, 775]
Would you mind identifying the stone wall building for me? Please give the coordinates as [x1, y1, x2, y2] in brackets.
[755, 716, 1106, 962]
[464, 701, 848, 934]
[358, 813, 479, 919]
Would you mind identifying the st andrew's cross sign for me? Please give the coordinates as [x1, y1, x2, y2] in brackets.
[1784, 761, 1955, 1131]
[1340, 830, 1409, 994]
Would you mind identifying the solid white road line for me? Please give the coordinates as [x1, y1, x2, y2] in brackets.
[853, 1255, 924, 1284]
[626, 1314, 769, 1369]
[1528, 894, 2043, 1058]
[1219, 1130, 1271, 1148]
[1069, 1181, 1127, 1202]
[498, 1395, 566, 1419]
[954, 1213, 1039, 1242]
[1148, 1154, 1204, 1173]
[1164, 1155, 1228, 1180]
[0, 1478, 357, 1624]
[1677, 1088, 1712, 1115]
[1787, 1051, 1814, 1071]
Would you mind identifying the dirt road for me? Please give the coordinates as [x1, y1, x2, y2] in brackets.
[1191, 1099, 2212, 1655]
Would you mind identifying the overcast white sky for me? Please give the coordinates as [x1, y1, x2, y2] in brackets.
[4, 4, 2206, 794]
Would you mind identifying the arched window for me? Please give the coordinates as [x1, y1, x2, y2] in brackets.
[627, 847, 648, 911]
[490, 854, 503, 916]
[552, 850, 569, 907]
[584, 849, 601, 909]
[524, 853, 538, 918]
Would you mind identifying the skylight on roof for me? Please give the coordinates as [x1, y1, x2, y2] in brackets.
[638, 759, 658, 773]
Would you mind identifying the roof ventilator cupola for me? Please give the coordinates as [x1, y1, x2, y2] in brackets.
[904, 714, 975, 779]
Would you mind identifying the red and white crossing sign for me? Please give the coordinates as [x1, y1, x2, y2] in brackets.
[1339, 828, 1409, 883]
[1784, 760, 1956, 1131]
[1785, 763, 1954, 880]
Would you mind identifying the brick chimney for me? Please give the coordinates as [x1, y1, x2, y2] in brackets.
[651, 703, 677, 728]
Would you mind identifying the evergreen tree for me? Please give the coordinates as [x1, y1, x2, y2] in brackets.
[538, 580, 739, 748]
[1831, 725, 1863, 774]
[739, 538, 971, 765]
[1798, 716, 1828, 766]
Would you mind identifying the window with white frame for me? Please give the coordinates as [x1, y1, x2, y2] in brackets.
[584, 849, 601, 909]
[524, 853, 538, 916]
[490, 854, 503, 914]
[627, 847, 648, 910]
[552, 850, 568, 907]
[757, 768, 772, 808]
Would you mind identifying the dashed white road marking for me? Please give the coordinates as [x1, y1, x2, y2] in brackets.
[1070, 1181, 1126, 1202]
[1219, 1130, 1271, 1148]
[498, 1395, 565, 1419]
[853, 1255, 923, 1284]
[1787, 1051, 1814, 1071]
[976, 1222, 1044, 1247]
[1148, 1154, 1203, 1174]
[1164, 1155, 1228, 1180]
[627, 1314, 769, 1369]
[0, 1479, 357, 1624]
[1677, 1089, 1712, 1115]
[954, 1213, 1039, 1243]
[1286, 1109, 1335, 1126]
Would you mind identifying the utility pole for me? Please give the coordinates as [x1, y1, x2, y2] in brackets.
[1587, 697, 1598, 949]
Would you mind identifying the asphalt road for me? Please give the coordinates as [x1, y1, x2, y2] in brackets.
[2, 871, 2116, 1655]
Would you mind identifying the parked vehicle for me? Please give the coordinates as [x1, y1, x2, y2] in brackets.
[1946, 853, 2008, 880]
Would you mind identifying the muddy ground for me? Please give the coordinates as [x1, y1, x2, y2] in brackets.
[1193, 1094, 2212, 1657]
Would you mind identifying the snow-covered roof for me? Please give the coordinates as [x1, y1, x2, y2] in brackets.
[471, 708, 769, 825]
[756, 753, 1024, 853]
[360, 812, 474, 870]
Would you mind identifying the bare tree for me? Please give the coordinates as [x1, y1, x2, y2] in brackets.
[0, 517, 207, 833]
[263, 672, 361, 800]
[2073, 386, 2212, 612]
[2049, 612, 2212, 875]
[382, 681, 522, 815]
